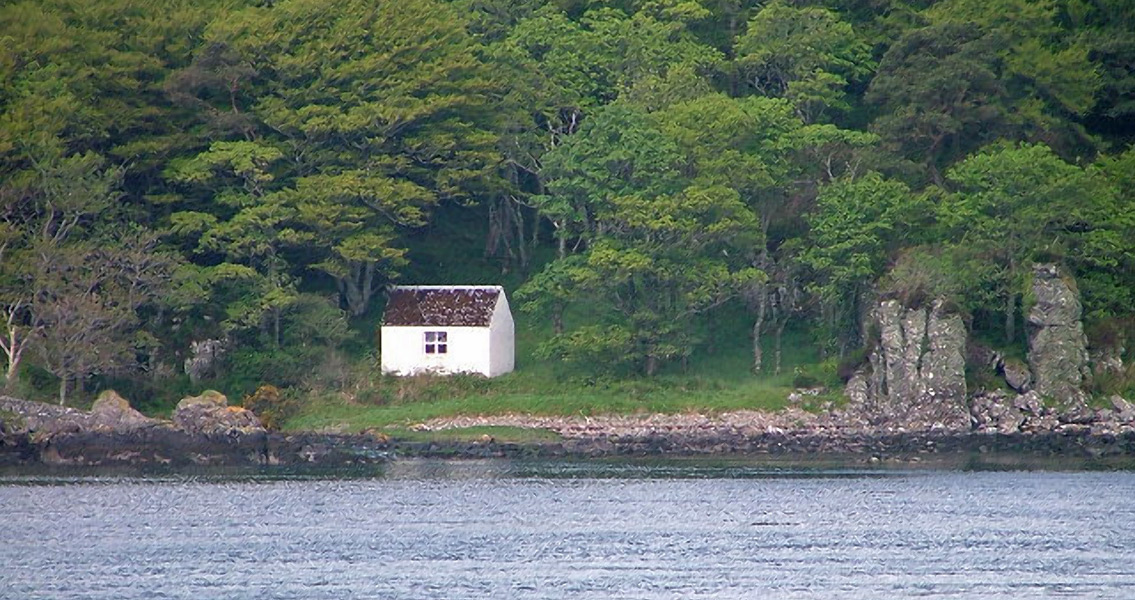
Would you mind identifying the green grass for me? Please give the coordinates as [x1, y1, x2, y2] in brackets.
[286, 375, 793, 433]
[284, 319, 819, 433]
[380, 425, 563, 444]
[262, 231, 833, 433]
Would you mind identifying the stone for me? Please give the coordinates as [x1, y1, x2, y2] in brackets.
[1012, 391, 1044, 416]
[1026, 264, 1089, 409]
[1001, 359, 1032, 393]
[184, 339, 227, 384]
[1111, 396, 1135, 422]
[969, 391, 1028, 433]
[849, 298, 969, 430]
[173, 391, 265, 436]
[844, 371, 869, 406]
[89, 391, 160, 432]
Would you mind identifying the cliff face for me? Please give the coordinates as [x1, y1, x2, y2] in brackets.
[846, 299, 969, 430]
[845, 264, 1110, 432]
[1026, 264, 1090, 409]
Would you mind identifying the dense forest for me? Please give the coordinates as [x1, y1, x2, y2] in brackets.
[1, 0, 1133, 410]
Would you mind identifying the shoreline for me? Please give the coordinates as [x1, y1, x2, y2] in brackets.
[4, 426, 1135, 471]
[5, 394, 1135, 470]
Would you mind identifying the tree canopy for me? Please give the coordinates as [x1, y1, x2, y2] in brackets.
[1, 0, 1133, 403]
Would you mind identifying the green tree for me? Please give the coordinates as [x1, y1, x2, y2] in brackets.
[1069, 0, 1135, 146]
[939, 142, 1124, 342]
[734, 0, 873, 123]
[0, 148, 171, 403]
[524, 185, 762, 374]
[166, 140, 303, 345]
[486, 3, 723, 267]
[535, 103, 686, 256]
[868, 0, 1101, 181]
[171, 0, 502, 317]
[801, 171, 923, 354]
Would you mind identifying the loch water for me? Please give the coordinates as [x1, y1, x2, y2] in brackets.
[2, 459, 1134, 599]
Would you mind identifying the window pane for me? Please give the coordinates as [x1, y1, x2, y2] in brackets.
[425, 332, 437, 342]
[437, 344, 447, 354]
[425, 344, 435, 354]
[437, 331, 447, 342]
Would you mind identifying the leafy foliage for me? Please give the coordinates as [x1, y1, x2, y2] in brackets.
[1, 0, 1133, 411]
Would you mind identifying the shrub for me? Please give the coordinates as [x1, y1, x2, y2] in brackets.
[242, 384, 299, 430]
[792, 358, 840, 389]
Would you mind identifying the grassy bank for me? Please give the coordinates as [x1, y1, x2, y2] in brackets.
[284, 315, 831, 434]
[286, 374, 797, 433]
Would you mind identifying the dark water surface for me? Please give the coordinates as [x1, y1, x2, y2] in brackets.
[2, 459, 1134, 599]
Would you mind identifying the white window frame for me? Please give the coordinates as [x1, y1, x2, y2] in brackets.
[424, 331, 448, 355]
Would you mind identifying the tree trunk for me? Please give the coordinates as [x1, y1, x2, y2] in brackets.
[273, 308, 281, 348]
[4, 353, 19, 390]
[645, 354, 658, 377]
[341, 262, 376, 317]
[2, 306, 29, 390]
[1005, 292, 1016, 345]
[751, 286, 767, 374]
[552, 303, 564, 335]
[58, 373, 68, 406]
[514, 198, 528, 270]
[2, 335, 24, 390]
[774, 318, 788, 376]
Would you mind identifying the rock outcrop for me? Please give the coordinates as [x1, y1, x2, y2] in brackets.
[970, 389, 1135, 436]
[846, 298, 969, 430]
[1027, 264, 1090, 408]
[88, 390, 162, 432]
[1, 392, 160, 436]
[184, 338, 227, 384]
[173, 390, 265, 435]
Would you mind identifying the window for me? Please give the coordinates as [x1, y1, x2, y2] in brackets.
[424, 331, 448, 354]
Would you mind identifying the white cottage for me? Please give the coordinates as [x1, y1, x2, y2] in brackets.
[379, 285, 514, 377]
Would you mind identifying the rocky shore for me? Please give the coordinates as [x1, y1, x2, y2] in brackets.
[4, 389, 1135, 469]
[5, 262, 1130, 470]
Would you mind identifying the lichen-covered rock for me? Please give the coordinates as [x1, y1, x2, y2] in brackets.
[1001, 359, 1032, 393]
[848, 298, 969, 430]
[1026, 264, 1089, 409]
[89, 391, 160, 432]
[173, 391, 265, 436]
[176, 390, 227, 409]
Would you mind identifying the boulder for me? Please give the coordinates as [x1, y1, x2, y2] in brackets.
[1001, 359, 1033, 393]
[1026, 264, 1090, 409]
[970, 390, 1024, 433]
[1112, 396, 1135, 423]
[1012, 391, 1044, 417]
[173, 391, 264, 436]
[848, 298, 969, 430]
[89, 391, 160, 432]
